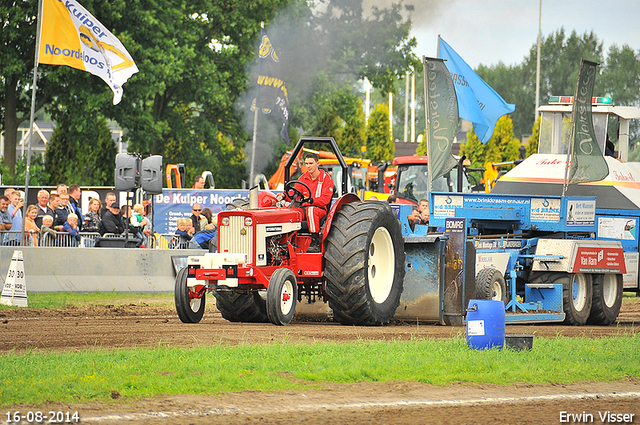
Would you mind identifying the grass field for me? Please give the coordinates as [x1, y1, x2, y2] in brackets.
[1, 332, 639, 405]
[3, 291, 637, 310]
[1, 293, 639, 407]
[0, 291, 174, 309]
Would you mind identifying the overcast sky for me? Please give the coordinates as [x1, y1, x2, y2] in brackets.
[365, 0, 640, 69]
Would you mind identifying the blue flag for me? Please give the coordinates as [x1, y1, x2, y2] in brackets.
[438, 37, 515, 144]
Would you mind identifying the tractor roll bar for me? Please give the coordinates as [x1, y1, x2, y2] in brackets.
[284, 137, 349, 196]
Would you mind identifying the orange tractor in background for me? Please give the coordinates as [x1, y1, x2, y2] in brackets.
[268, 148, 391, 196]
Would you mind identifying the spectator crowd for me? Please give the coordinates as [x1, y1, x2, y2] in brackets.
[1, 174, 432, 250]
[1, 185, 153, 248]
[1, 179, 219, 250]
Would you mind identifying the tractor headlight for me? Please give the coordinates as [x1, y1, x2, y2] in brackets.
[221, 217, 230, 226]
[244, 217, 253, 226]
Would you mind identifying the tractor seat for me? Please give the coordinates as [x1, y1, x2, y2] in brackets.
[298, 212, 328, 235]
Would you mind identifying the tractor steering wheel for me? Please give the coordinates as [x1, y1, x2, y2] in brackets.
[283, 180, 313, 206]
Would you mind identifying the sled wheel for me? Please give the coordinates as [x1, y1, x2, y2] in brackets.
[475, 268, 508, 305]
[531, 272, 592, 325]
[324, 201, 405, 325]
[174, 267, 206, 323]
[587, 274, 623, 325]
[266, 268, 298, 326]
[213, 291, 268, 323]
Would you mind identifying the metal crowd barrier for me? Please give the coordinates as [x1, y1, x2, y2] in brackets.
[0, 230, 198, 250]
[156, 234, 191, 249]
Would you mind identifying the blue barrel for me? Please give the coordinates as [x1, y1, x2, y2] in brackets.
[466, 299, 505, 350]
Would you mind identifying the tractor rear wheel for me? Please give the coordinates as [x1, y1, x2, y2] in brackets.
[266, 268, 298, 326]
[213, 291, 268, 323]
[175, 267, 206, 323]
[475, 268, 508, 305]
[324, 201, 405, 325]
[530, 272, 592, 325]
[587, 273, 623, 325]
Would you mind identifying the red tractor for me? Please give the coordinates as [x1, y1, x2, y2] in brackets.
[174, 137, 406, 326]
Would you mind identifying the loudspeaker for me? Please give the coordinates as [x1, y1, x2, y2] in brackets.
[114, 153, 140, 192]
[141, 155, 163, 194]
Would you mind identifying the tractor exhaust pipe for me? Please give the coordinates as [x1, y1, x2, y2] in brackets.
[249, 185, 259, 209]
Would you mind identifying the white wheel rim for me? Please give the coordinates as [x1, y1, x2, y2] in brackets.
[368, 226, 395, 304]
[190, 297, 201, 313]
[280, 278, 295, 316]
[572, 274, 588, 311]
[491, 280, 502, 301]
[602, 274, 618, 308]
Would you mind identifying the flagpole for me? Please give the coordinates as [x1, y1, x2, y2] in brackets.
[561, 127, 574, 198]
[562, 61, 583, 198]
[22, 0, 45, 246]
[410, 68, 415, 143]
[535, 0, 542, 119]
[562, 58, 584, 197]
[250, 107, 258, 187]
[248, 22, 267, 189]
[432, 34, 440, 194]
[423, 56, 432, 196]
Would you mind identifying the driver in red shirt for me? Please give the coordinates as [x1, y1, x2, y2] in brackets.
[277, 152, 334, 251]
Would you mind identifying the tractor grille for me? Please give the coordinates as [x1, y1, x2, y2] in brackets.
[219, 215, 253, 264]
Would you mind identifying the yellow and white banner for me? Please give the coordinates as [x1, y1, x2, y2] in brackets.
[38, 0, 138, 104]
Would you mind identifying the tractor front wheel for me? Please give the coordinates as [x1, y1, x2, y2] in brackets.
[175, 267, 206, 323]
[266, 268, 298, 326]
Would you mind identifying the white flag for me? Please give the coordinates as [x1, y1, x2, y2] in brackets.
[38, 0, 138, 104]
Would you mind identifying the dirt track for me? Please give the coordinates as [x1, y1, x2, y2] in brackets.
[1, 297, 639, 424]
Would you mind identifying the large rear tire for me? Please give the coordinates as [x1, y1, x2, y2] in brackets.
[587, 274, 623, 325]
[266, 268, 298, 326]
[475, 268, 508, 305]
[213, 291, 268, 323]
[324, 201, 405, 325]
[175, 267, 206, 323]
[530, 272, 592, 325]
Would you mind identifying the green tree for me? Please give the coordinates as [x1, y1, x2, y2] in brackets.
[337, 97, 367, 158]
[45, 110, 116, 186]
[0, 154, 49, 186]
[40, 55, 120, 186]
[477, 28, 606, 141]
[460, 115, 518, 169]
[601, 44, 640, 106]
[601, 43, 640, 156]
[390, 69, 425, 144]
[0, 0, 52, 175]
[366, 103, 393, 162]
[305, 78, 366, 157]
[310, 0, 417, 94]
[459, 129, 485, 169]
[475, 62, 524, 143]
[491, 115, 520, 164]
[97, 0, 292, 188]
[527, 116, 541, 157]
[270, 0, 417, 143]
[3, 0, 419, 186]
[415, 131, 428, 156]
